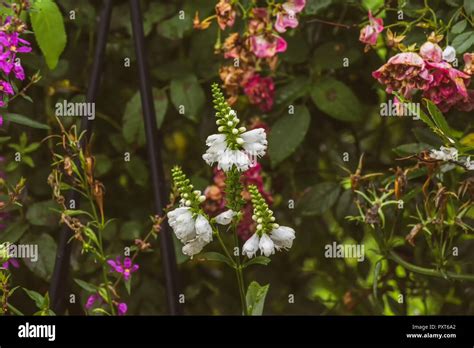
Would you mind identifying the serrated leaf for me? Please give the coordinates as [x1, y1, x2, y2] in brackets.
[297, 182, 341, 216]
[170, 74, 205, 122]
[30, 0, 67, 70]
[268, 105, 311, 167]
[2, 113, 50, 130]
[246, 281, 270, 316]
[311, 78, 362, 122]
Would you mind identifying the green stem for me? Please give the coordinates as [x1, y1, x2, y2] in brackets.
[388, 250, 474, 281]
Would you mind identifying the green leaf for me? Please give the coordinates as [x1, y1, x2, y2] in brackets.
[125, 156, 149, 187]
[2, 113, 50, 130]
[246, 281, 270, 316]
[0, 222, 28, 244]
[373, 259, 382, 302]
[157, 13, 192, 40]
[243, 256, 271, 268]
[311, 42, 361, 72]
[465, 0, 474, 15]
[30, 0, 67, 70]
[274, 77, 309, 107]
[170, 74, 205, 122]
[21, 233, 57, 281]
[23, 289, 45, 309]
[74, 279, 97, 293]
[198, 252, 234, 268]
[122, 88, 168, 145]
[26, 200, 59, 226]
[392, 143, 431, 156]
[425, 99, 461, 141]
[268, 105, 311, 167]
[311, 78, 362, 122]
[451, 31, 474, 54]
[451, 19, 467, 34]
[305, 0, 332, 14]
[297, 182, 341, 216]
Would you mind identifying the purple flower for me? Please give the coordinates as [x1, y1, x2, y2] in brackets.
[0, 81, 14, 95]
[2, 258, 20, 269]
[85, 293, 102, 310]
[117, 302, 127, 316]
[107, 257, 139, 281]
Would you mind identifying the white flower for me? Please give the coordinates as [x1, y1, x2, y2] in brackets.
[466, 157, 474, 170]
[242, 233, 260, 258]
[270, 226, 295, 251]
[195, 214, 213, 243]
[215, 210, 236, 225]
[259, 233, 275, 257]
[240, 128, 267, 157]
[167, 207, 195, 243]
[429, 146, 458, 161]
[442, 46, 456, 63]
[203, 134, 227, 166]
[182, 237, 208, 257]
[218, 148, 251, 172]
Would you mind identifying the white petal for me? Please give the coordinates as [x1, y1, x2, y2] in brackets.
[259, 233, 275, 257]
[242, 233, 260, 258]
[240, 128, 266, 143]
[442, 46, 456, 62]
[215, 210, 236, 225]
[195, 214, 213, 243]
[217, 149, 251, 172]
[270, 226, 295, 250]
[182, 238, 207, 258]
[167, 207, 195, 243]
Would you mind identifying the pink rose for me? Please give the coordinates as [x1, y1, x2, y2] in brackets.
[372, 52, 432, 97]
[250, 34, 287, 58]
[419, 41, 443, 62]
[243, 74, 275, 111]
[274, 0, 306, 33]
[423, 61, 471, 112]
[359, 11, 384, 46]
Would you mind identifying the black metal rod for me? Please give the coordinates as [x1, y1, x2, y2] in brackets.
[129, 0, 182, 315]
[49, 0, 113, 314]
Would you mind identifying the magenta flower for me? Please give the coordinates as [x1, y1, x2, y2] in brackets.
[2, 258, 20, 269]
[0, 31, 31, 75]
[85, 293, 102, 310]
[0, 80, 14, 95]
[250, 34, 287, 58]
[243, 74, 275, 112]
[117, 302, 127, 316]
[359, 11, 384, 46]
[372, 52, 432, 98]
[107, 257, 139, 280]
[274, 0, 306, 33]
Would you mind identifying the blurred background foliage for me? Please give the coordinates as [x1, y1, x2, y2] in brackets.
[1, 0, 473, 315]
